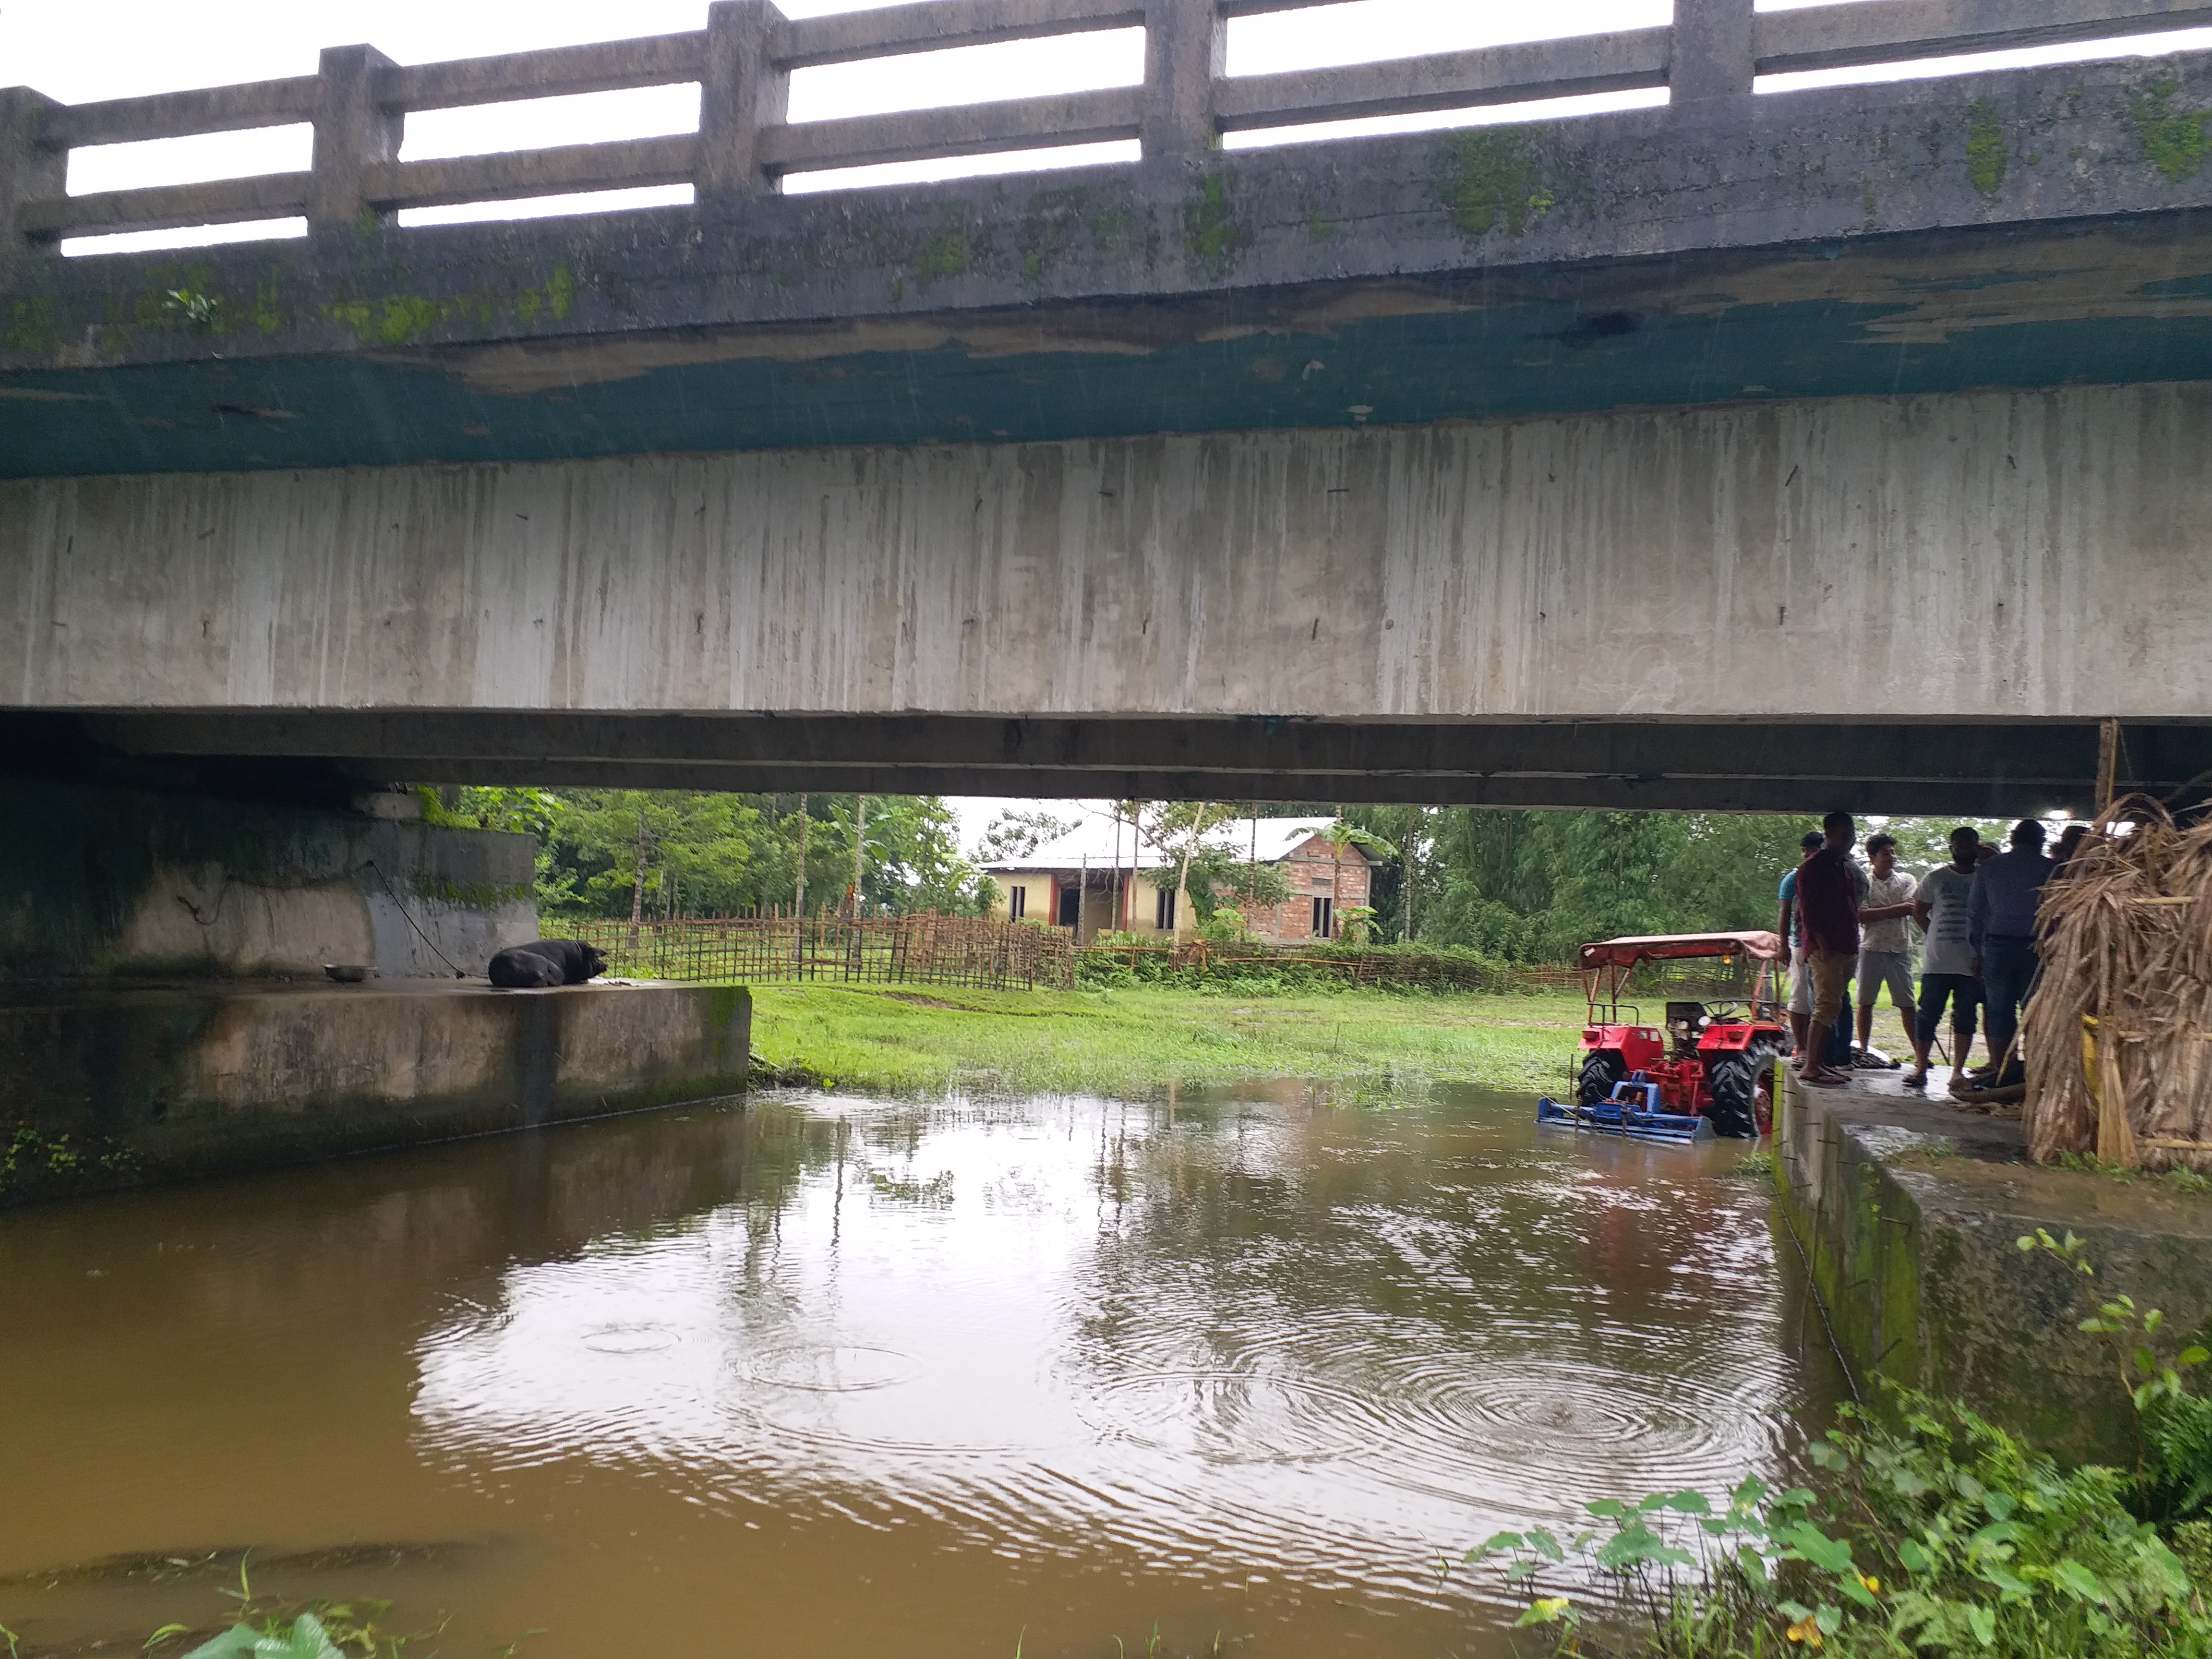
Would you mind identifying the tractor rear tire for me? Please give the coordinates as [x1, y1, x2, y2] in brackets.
[1706, 1042, 1779, 1140]
[1577, 1050, 1626, 1108]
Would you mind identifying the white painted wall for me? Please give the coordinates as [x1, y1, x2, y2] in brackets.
[5, 382, 2206, 721]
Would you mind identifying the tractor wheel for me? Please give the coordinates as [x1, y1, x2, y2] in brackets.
[1577, 1050, 1626, 1108]
[1706, 1042, 1780, 1140]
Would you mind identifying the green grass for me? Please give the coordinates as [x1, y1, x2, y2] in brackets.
[747, 983, 1592, 1099]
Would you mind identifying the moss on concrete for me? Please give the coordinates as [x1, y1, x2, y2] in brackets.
[1182, 174, 1244, 276]
[0, 295, 53, 352]
[2129, 78, 2212, 182]
[913, 221, 972, 289]
[317, 264, 575, 347]
[1442, 130, 1556, 238]
[1089, 205, 1144, 259]
[1967, 99, 2008, 196]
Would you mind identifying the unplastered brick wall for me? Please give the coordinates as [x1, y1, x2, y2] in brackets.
[1248, 835, 1370, 943]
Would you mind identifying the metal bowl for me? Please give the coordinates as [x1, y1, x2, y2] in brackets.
[323, 963, 374, 983]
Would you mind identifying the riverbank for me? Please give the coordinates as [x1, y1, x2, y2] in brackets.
[747, 983, 1589, 1098]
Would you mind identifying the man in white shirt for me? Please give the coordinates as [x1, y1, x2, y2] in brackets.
[1854, 832, 1918, 1063]
[1903, 826, 1985, 1089]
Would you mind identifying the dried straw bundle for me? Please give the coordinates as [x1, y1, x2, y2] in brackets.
[2025, 795, 2212, 1171]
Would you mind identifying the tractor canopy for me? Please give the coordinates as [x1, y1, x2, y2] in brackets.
[1576, 931, 1783, 970]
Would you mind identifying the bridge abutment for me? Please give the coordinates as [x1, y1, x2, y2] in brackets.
[0, 778, 755, 1204]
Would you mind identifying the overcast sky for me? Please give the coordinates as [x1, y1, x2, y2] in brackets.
[9, 0, 2210, 252]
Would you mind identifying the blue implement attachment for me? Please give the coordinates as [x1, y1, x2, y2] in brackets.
[1537, 1075, 1714, 1144]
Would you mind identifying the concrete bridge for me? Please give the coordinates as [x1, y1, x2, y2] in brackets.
[6, 0, 2212, 812]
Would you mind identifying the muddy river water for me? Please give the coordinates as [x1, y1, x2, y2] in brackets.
[0, 1083, 1840, 1658]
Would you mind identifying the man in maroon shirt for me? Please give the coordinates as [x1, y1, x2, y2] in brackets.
[1794, 809, 1863, 1087]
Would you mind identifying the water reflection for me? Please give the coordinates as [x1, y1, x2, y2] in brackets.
[0, 1084, 1836, 1659]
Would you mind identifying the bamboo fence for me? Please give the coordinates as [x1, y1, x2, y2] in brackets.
[547, 913, 1075, 991]
[2024, 797, 2212, 1172]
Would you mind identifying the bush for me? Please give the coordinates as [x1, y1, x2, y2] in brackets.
[1473, 1385, 2210, 1658]
[1479, 1232, 2212, 1657]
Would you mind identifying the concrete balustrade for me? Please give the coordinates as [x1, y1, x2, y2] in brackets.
[8, 0, 2212, 250]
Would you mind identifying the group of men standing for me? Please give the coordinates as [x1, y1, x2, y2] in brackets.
[1777, 812, 2057, 1091]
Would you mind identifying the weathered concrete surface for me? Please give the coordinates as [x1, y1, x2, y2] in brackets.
[0, 779, 536, 981]
[6, 53, 2212, 475]
[1774, 1071, 2212, 1464]
[0, 978, 753, 1205]
[4, 381, 2210, 811]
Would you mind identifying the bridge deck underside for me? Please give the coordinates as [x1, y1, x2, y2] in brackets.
[4, 375, 2208, 814]
[6, 709, 2203, 815]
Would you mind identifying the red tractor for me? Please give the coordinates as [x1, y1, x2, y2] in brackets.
[1567, 932, 1787, 1139]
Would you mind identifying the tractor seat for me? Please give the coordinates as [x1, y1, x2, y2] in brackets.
[1608, 1078, 1663, 1113]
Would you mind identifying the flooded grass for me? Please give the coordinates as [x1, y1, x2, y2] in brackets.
[747, 984, 1589, 1099]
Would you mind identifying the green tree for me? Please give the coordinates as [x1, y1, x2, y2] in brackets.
[853, 795, 995, 915]
[549, 791, 765, 925]
[1414, 808, 1822, 962]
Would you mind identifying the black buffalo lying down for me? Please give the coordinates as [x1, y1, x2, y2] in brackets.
[488, 939, 609, 988]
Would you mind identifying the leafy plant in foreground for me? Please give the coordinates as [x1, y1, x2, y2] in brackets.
[1470, 1386, 2209, 1656]
[2021, 1227, 2212, 1523]
[143, 1554, 423, 1659]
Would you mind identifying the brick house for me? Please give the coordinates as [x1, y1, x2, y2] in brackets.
[982, 817, 1377, 944]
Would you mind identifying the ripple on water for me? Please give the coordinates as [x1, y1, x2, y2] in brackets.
[743, 1342, 922, 1393]
[403, 1093, 1820, 1613]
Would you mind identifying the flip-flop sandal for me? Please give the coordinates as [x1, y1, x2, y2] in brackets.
[1901, 1073, 1928, 1089]
[1801, 1072, 1847, 1087]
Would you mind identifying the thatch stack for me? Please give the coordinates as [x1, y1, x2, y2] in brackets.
[2025, 797, 2212, 1171]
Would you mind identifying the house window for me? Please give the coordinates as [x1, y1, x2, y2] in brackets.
[1058, 886, 1081, 927]
[1154, 887, 1177, 930]
[1009, 885, 1026, 920]
[1312, 896, 1334, 938]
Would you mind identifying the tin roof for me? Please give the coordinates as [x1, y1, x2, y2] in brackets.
[980, 817, 1361, 875]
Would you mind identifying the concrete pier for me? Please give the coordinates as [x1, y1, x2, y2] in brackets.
[0, 778, 536, 982]
[0, 978, 752, 1205]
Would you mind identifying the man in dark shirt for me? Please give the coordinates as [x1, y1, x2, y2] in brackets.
[1794, 810, 1863, 1087]
[1970, 818, 2053, 1078]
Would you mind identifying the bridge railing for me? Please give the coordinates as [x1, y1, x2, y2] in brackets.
[4, 0, 2212, 256]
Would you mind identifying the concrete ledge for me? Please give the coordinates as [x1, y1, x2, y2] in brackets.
[0, 978, 751, 1205]
[1774, 1071, 2212, 1462]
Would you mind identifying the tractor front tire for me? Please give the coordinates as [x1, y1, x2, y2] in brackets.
[1577, 1050, 1626, 1108]
[1706, 1042, 1779, 1140]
